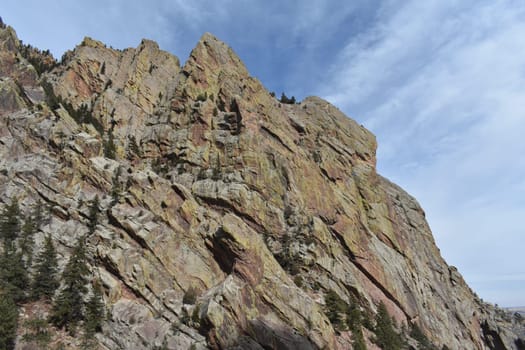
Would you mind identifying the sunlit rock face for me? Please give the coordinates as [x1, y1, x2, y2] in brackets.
[1, 23, 523, 350]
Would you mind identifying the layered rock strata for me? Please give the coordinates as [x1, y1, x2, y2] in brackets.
[0, 23, 523, 349]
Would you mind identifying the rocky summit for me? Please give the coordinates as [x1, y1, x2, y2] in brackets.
[0, 21, 523, 350]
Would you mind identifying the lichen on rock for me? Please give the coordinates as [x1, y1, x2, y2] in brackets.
[0, 24, 523, 350]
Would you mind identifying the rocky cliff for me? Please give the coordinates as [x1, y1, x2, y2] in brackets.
[0, 22, 523, 349]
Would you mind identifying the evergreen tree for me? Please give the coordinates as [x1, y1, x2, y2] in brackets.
[352, 327, 367, 350]
[127, 135, 142, 159]
[410, 323, 436, 349]
[31, 234, 59, 300]
[104, 130, 117, 159]
[110, 168, 122, 206]
[32, 200, 45, 228]
[279, 92, 297, 104]
[324, 290, 347, 331]
[87, 196, 100, 234]
[374, 302, 404, 350]
[21, 202, 46, 266]
[20, 214, 37, 265]
[50, 237, 89, 332]
[81, 281, 105, 349]
[0, 292, 18, 350]
[345, 296, 367, 350]
[22, 318, 51, 348]
[345, 297, 362, 332]
[84, 281, 105, 336]
[0, 241, 30, 303]
[0, 198, 21, 243]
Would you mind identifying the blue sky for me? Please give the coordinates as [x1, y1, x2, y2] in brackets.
[1, 0, 524, 306]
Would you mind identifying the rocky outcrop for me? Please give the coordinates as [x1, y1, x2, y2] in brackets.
[0, 23, 523, 349]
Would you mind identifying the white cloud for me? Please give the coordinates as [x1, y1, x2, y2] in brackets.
[470, 274, 525, 283]
[319, 0, 525, 306]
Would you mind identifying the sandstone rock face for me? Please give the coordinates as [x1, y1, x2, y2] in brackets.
[1, 24, 523, 349]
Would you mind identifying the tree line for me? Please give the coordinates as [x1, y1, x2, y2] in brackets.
[0, 197, 104, 349]
[323, 289, 440, 350]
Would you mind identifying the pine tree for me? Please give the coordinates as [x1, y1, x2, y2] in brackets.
[0, 292, 18, 350]
[0, 241, 30, 303]
[352, 327, 367, 350]
[104, 130, 117, 159]
[324, 290, 347, 331]
[22, 318, 51, 347]
[374, 301, 404, 350]
[50, 237, 89, 332]
[84, 281, 105, 336]
[81, 281, 105, 349]
[345, 296, 367, 350]
[127, 135, 142, 159]
[410, 323, 435, 349]
[87, 196, 100, 234]
[31, 234, 59, 300]
[21, 202, 46, 266]
[279, 92, 297, 104]
[0, 197, 27, 303]
[345, 297, 362, 332]
[0, 198, 21, 243]
[110, 168, 122, 206]
[20, 214, 37, 265]
[32, 200, 45, 228]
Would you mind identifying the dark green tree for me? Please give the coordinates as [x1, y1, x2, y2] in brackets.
[50, 237, 89, 332]
[345, 297, 362, 332]
[324, 290, 347, 331]
[0, 198, 21, 243]
[110, 167, 122, 206]
[104, 130, 117, 159]
[373, 301, 404, 350]
[0, 241, 30, 303]
[31, 234, 59, 300]
[41, 79, 61, 109]
[183, 287, 198, 305]
[87, 196, 100, 234]
[279, 92, 297, 104]
[22, 318, 51, 348]
[352, 327, 367, 350]
[32, 200, 45, 228]
[81, 281, 105, 348]
[0, 198, 26, 304]
[21, 201, 46, 266]
[410, 323, 436, 349]
[0, 292, 18, 350]
[344, 296, 367, 349]
[20, 214, 37, 265]
[127, 135, 142, 159]
[84, 281, 105, 336]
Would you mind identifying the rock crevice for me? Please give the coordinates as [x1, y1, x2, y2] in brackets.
[0, 23, 523, 350]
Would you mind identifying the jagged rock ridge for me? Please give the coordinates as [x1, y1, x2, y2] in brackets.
[0, 21, 524, 349]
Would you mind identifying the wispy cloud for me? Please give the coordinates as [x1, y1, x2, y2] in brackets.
[319, 0, 525, 305]
[0, 0, 371, 95]
[470, 274, 525, 283]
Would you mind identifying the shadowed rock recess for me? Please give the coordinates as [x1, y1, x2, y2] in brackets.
[0, 23, 524, 349]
